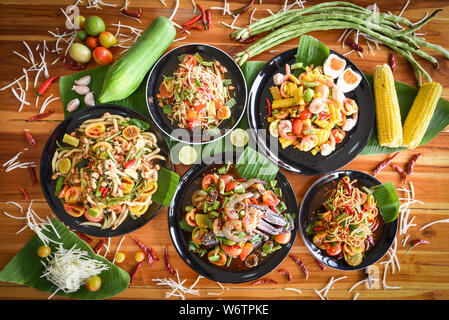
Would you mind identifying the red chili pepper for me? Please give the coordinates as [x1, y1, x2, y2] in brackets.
[289, 255, 309, 280]
[252, 278, 277, 285]
[37, 76, 59, 96]
[129, 260, 144, 286]
[121, 7, 142, 19]
[235, 178, 246, 182]
[405, 239, 429, 256]
[266, 98, 272, 117]
[373, 152, 400, 176]
[389, 53, 397, 72]
[269, 205, 278, 213]
[76, 232, 93, 243]
[343, 181, 352, 196]
[20, 187, 29, 200]
[278, 269, 292, 282]
[29, 109, 55, 122]
[181, 14, 201, 27]
[94, 238, 105, 254]
[313, 226, 325, 231]
[197, 4, 207, 30]
[232, 0, 255, 15]
[24, 129, 37, 147]
[101, 186, 109, 198]
[123, 158, 136, 169]
[27, 165, 38, 186]
[164, 247, 176, 276]
[345, 38, 364, 53]
[405, 153, 422, 176]
[205, 9, 211, 30]
[315, 259, 326, 271]
[180, 24, 203, 34]
[391, 163, 407, 183]
[345, 205, 355, 215]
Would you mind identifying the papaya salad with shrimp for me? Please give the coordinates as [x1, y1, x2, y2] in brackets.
[51, 113, 165, 230]
[179, 164, 295, 269]
[267, 54, 361, 156]
[309, 176, 381, 267]
[157, 53, 236, 133]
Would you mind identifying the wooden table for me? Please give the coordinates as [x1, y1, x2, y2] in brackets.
[1, 0, 449, 300]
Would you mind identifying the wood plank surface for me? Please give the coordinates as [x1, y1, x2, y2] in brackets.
[0, 0, 449, 300]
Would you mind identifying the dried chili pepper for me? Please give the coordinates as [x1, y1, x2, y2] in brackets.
[239, 35, 259, 44]
[131, 236, 155, 266]
[20, 187, 29, 201]
[278, 269, 292, 282]
[232, 0, 255, 15]
[148, 246, 159, 261]
[205, 9, 211, 30]
[389, 53, 397, 72]
[405, 239, 429, 256]
[315, 260, 326, 271]
[164, 247, 176, 276]
[197, 4, 207, 30]
[121, 7, 142, 19]
[181, 14, 201, 27]
[76, 231, 93, 244]
[252, 278, 277, 285]
[37, 76, 59, 96]
[289, 255, 309, 280]
[180, 24, 203, 34]
[94, 238, 105, 254]
[266, 98, 272, 117]
[60, 55, 88, 71]
[27, 165, 38, 186]
[373, 151, 400, 176]
[29, 109, 55, 122]
[24, 129, 37, 147]
[345, 38, 364, 53]
[391, 163, 407, 183]
[405, 153, 422, 176]
[129, 260, 144, 286]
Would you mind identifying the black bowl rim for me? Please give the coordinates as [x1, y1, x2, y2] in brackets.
[247, 48, 375, 176]
[39, 104, 173, 238]
[298, 169, 399, 271]
[145, 43, 248, 145]
[167, 151, 299, 283]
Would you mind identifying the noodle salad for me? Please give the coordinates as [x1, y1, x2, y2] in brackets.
[309, 176, 381, 266]
[51, 113, 165, 230]
[157, 53, 236, 133]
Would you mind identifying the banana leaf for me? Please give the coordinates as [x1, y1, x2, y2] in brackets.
[370, 182, 399, 223]
[0, 218, 130, 299]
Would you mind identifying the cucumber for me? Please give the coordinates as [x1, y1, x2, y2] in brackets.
[98, 16, 176, 103]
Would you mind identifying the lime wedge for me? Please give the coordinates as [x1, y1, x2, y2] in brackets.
[58, 158, 72, 174]
[230, 128, 249, 147]
[269, 120, 280, 137]
[62, 134, 80, 147]
[178, 145, 197, 165]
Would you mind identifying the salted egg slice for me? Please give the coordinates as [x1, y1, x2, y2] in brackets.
[323, 54, 346, 79]
[337, 68, 362, 93]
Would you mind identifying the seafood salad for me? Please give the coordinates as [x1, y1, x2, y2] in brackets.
[157, 52, 236, 133]
[267, 56, 360, 156]
[180, 164, 295, 269]
[51, 113, 165, 230]
[308, 176, 381, 266]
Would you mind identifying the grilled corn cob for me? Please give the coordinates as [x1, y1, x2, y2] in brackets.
[402, 81, 442, 149]
[373, 64, 403, 148]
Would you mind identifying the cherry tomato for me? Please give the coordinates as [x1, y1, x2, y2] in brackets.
[220, 174, 234, 185]
[64, 186, 85, 204]
[86, 36, 99, 48]
[202, 174, 219, 190]
[274, 231, 291, 244]
[37, 245, 51, 258]
[185, 208, 197, 227]
[193, 102, 206, 112]
[135, 251, 145, 263]
[63, 203, 85, 217]
[262, 190, 280, 207]
[207, 250, 227, 266]
[221, 244, 243, 258]
[84, 207, 105, 223]
[98, 31, 117, 48]
[86, 276, 102, 292]
[187, 110, 202, 122]
[291, 119, 303, 136]
[299, 134, 318, 152]
[331, 128, 346, 143]
[93, 46, 113, 66]
[225, 181, 238, 192]
[159, 79, 173, 99]
[182, 54, 197, 67]
[115, 252, 126, 263]
[239, 242, 254, 261]
[299, 108, 312, 120]
[325, 242, 342, 256]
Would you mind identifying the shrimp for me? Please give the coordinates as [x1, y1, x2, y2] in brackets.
[242, 206, 264, 233]
[222, 219, 252, 242]
[273, 73, 284, 86]
[278, 120, 296, 140]
[342, 111, 358, 131]
[315, 83, 330, 99]
[212, 218, 224, 237]
[320, 132, 336, 156]
[224, 193, 253, 220]
[239, 178, 266, 190]
[309, 98, 330, 114]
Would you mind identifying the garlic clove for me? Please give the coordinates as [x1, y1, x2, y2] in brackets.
[67, 98, 80, 112]
[84, 92, 95, 107]
[74, 75, 91, 86]
[72, 85, 90, 95]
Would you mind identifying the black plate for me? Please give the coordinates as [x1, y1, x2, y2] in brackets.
[168, 152, 299, 283]
[247, 48, 375, 175]
[146, 43, 247, 144]
[40, 105, 173, 237]
[299, 170, 398, 271]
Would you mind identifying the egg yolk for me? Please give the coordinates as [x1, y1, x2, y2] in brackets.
[330, 57, 345, 71]
[343, 70, 359, 84]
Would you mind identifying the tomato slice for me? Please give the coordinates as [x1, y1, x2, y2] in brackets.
[299, 108, 312, 120]
[64, 203, 85, 217]
[325, 242, 342, 256]
[182, 54, 197, 67]
[292, 119, 303, 136]
[225, 181, 238, 192]
[332, 128, 346, 143]
[299, 134, 318, 151]
[187, 110, 202, 122]
[262, 190, 280, 207]
[202, 174, 219, 190]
